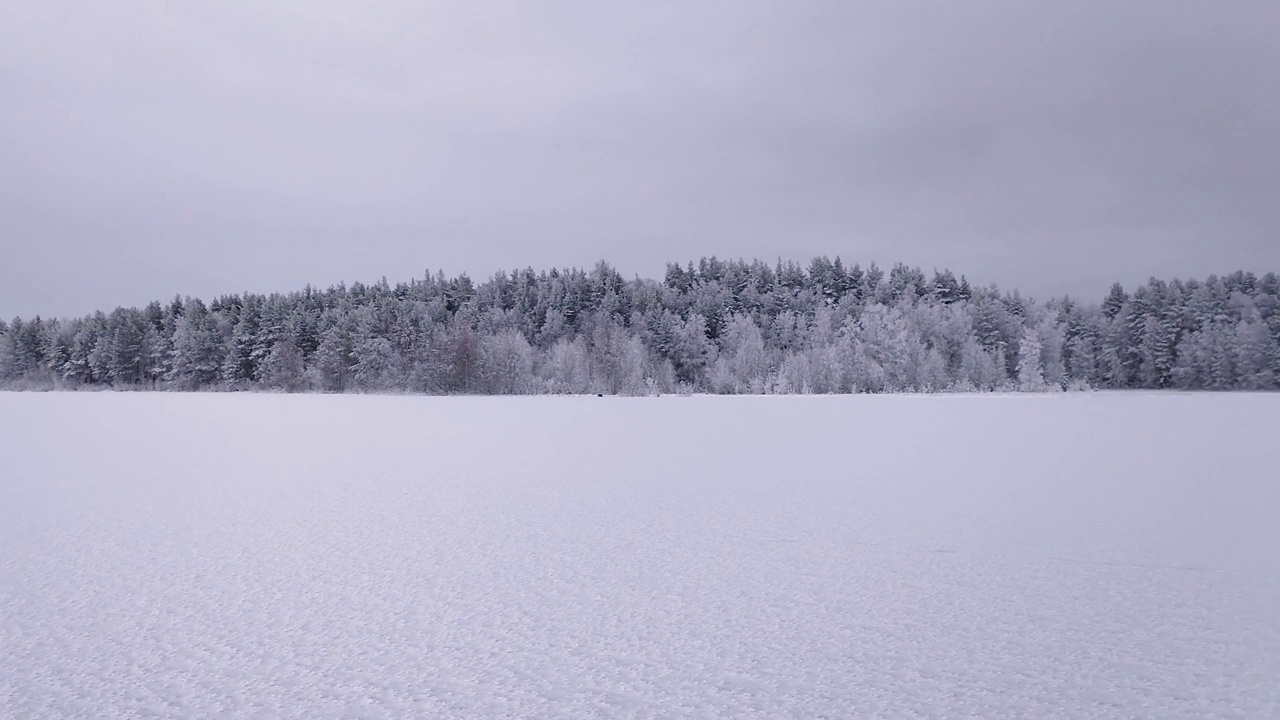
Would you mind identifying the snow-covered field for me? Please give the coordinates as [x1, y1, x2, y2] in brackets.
[2, 392, 1277, 719]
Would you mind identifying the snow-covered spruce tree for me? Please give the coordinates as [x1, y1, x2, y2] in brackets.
[95, 307, 165, 387]
[310, 303, 360, 393]
[1235, 308, 1279, 390]
[1017, 325, 1048, 392]
[261, 329, 308, 392]
[708, 313, 770, 394]
[426, 317, 484, 394]
[0, 321, 13, 384]
[168, 298, 225, 389]
[222, 297, 263, 387]
[350, 305, 398, 392]
[1, 317, 51, 385]
[652, 311, 715, 391]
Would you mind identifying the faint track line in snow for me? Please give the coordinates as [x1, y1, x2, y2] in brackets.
[1047, 557, 1222, 575]
[724, 534, 807, 544]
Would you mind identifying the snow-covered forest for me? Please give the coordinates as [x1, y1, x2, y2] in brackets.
[2, 258, 1278, 394]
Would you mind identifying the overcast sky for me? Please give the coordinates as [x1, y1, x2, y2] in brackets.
[3, 0, 1278, 319]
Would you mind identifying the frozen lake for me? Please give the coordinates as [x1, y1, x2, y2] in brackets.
[2, 392, 1278, 718]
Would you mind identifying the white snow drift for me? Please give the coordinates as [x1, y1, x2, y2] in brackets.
[1, 392, 1277, 718]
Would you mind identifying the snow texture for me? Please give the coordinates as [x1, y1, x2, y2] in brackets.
[2, 392, 1278, 719]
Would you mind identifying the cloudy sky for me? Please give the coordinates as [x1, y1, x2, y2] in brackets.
[2, 0, 1278, 319]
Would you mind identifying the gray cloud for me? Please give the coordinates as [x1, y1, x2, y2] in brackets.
[3, 0, 1278, 318]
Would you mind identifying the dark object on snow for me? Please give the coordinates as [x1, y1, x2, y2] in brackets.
[597, 393, 603, 397]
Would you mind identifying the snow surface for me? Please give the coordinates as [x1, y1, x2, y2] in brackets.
[2, 392, 1278, 719]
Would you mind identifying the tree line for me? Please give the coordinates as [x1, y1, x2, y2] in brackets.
[2, 258, 1277, 394]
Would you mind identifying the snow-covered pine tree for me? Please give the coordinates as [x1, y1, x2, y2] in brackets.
[168, 298, 224, 389]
